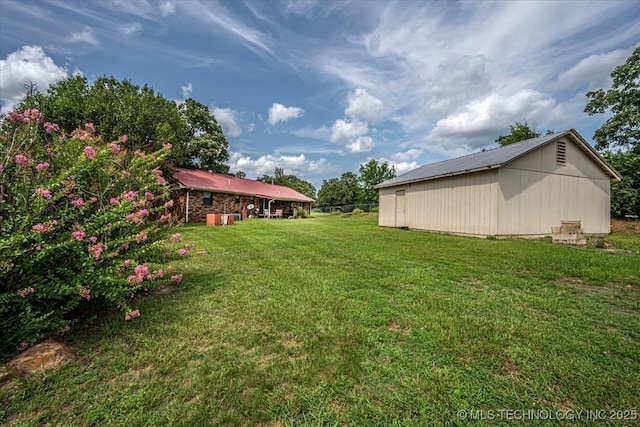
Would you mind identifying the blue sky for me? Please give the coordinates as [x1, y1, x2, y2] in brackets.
[1, 0, 638, 190]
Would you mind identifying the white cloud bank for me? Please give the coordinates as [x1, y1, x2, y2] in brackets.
[0, 46, 68, 114]
[211, 106, 242, 137]
[228, 152, 330, 178]
[267, 102, 305, 125]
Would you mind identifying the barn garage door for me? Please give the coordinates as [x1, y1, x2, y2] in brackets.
[395, 190, 406, 228]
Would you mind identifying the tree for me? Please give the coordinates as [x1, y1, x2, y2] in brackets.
[316, 172, 360, 210]
[258, 168, 316, 199]
[13, 76, 230, 170]
[495, 121, 546, 146]
[178, 98, 229, 173]
[358, 159, 395, 204]
[603, 148, 640, 217]
[585, 47, 640, 151]
[235, 171, 246, 178]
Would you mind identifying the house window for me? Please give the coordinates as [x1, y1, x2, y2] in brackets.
[203, 191, 212, 206]
[235, 195, 240, 204]
[556, 141, 566, 165]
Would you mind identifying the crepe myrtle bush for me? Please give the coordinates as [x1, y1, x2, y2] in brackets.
[0, 109, 191, 361]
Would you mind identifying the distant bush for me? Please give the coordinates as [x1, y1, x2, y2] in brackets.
[0, 109, 189, 361]
[371, 206, 379, 213]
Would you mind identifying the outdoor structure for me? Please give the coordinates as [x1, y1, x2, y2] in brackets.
[375, 130, 621, 237]
[171, 168, 315, 223]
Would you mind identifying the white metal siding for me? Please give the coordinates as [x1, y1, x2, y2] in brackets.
[402, 170, 498, 235]
[497, 138, 612, 235]
[498, 168, 610, 234]
[378, 187, 400, 227]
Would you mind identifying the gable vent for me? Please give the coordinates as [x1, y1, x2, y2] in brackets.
[556, 141, 567, 165]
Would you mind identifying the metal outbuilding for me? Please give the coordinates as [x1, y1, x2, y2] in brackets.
[375, 130, 621, 237]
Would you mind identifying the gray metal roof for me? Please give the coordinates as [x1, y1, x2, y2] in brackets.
[375, 129, 620, 188]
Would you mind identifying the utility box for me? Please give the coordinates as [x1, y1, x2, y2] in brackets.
[206, 214, 221, 226]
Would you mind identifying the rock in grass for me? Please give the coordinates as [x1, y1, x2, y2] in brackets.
[7, 340, 76, 377]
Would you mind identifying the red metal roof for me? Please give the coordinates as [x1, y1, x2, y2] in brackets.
[173, 168, 315, 202]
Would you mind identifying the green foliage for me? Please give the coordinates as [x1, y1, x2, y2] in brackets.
[585, 47, 640, 151]
[603, 148, 640, 217]
[0, 110, 189, 361]
[316, 172, 361, 210]
[14, 76, 230, 171]
[358, 160, 395, 204]
[495, 120, 551, 146]
[177, 98, 229, 173]
[258, 167, 316, 199]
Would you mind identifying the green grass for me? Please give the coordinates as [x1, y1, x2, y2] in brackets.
[2, 214, 639, 426]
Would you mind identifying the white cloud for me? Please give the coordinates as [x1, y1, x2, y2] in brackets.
[427, 90, 560, 148]
[211, 106, 242, 137]
[68, 27, 99, 46]
[552, 48, 634, 91]
[330, 119, 369, 144]
[121, 22, 143, 36]
[267, 102, 305, 125]
[391, 149, 423, 162]
[228, 152, 330, 177]
[375, 157, 420, 175]
[345, 87, 387, 124]
[346, 136, 374, 154]
[159, 1, 176, 17]
[0, 46, 68, 114]
[181, 82, 193, 99]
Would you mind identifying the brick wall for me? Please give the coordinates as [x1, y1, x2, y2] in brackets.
[170, 189, 312, 223]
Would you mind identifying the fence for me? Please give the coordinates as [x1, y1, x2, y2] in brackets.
[314, 203, 379, 213]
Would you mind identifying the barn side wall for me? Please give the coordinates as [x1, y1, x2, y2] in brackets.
[497, 137, 611, 235]
[378, 170, 499, 235]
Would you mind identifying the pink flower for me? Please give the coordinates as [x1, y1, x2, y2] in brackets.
[145, 192, 154, 201]
[151, 169, 163, 176]
[71, 198, 85, 207]
[121, 134, 128, 143]
[83, 146, 96, 160]
[18, 287, 35, 297]
[46, 147, 55, 158]
[109, 197, 120, 206]
[125, 309, 140, 321]
[85, 123, 95, 133]
[35, 188, 52, 199]
[0, 164, 3, 172]
[90, 197, 97, 203]
[109, 142, 121, 153]
[64, 325, 71, 332]
[24, 109, 43, 123]
[169, 232, 182, 243]
[165, 199, 174, 208]
[20, 342, 29, 350]
[170, 274, 183, 283]
[159, 214, 170, 223]
[134, 264, 150, 277]
[156, 176, 167, 186]
[121, 169, 131, 178]
[135, 231, 148, 243]
[156, 269, 164, 278]
[125, 314, 132, 321]
[89, 236, 98, 243]
[72, 228, 86, 241]
[127, 274, 142, 284]
[15, 154, 29, 167]
[121, 243, 130, 250]
[88, 242, 104, 260]
[122, 191, 138, 202]
[32, 221, 56, 233]
[36, 162, 50, 172]
[44, 122, 60, 133]
[123, 259, 134, 267]
[163, 143, 172, 151]
[178, 248, 189, 256]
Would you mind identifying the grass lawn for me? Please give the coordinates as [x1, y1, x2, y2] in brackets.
[2, 214, 639, 426]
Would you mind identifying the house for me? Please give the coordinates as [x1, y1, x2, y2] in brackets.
[171, 168, 315, 223]
[375, 129, 621, 237]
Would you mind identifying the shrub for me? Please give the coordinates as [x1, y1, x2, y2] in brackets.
[351, 208, 364, 215]
[0, 109, 187, 361]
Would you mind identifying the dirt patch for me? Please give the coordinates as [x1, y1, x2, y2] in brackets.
[387, 320, 412, 335]
[494, 358, 521, 378]
[611, 219, 640, 234]
[541, 398, 574, 411]
[553, 277, 588, 288]
[154, 285, 174, 294]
